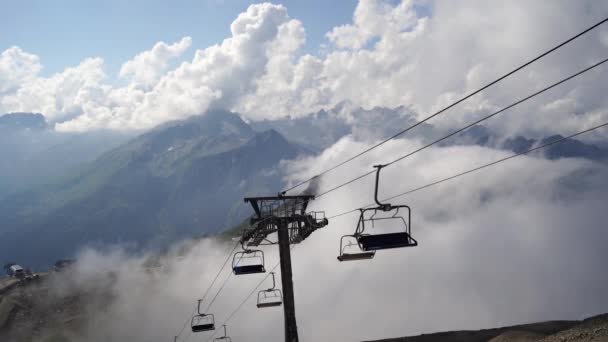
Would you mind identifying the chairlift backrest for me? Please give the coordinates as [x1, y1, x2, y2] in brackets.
[337, 235, 375, 262]
[191, 313, 215, 332]
[257, 289, 283, 308]
[306, 211, 329, 228]
[361, 206, 409, 232]
[232, 249, 265, 275]
[355, 205, 417, 250]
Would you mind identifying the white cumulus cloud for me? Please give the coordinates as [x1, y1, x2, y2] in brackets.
[1, 57, 106, 123]
[0, 46, 42, 93]
[1, 0, 608, 136]
[119, 37, 192, 88]
[55, 2, 305, 131]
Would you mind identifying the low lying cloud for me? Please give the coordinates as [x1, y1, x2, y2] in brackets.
[33, 138, 608, 341]
[1, 1, 607, 134]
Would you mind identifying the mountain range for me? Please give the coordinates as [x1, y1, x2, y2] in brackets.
[0, 107, 606, 269]
[0, 110, 306, 268]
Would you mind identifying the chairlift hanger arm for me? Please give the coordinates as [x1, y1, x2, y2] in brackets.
[197, 299, 204, 315]
[270, 272, 276, 290]
[373, 164, 392, 210]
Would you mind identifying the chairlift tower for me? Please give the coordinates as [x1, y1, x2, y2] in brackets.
[242, 195, 328, 342]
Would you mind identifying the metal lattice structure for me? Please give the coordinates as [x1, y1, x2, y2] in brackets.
[241, 195, 328, 247]
[240, 194, 329, 342]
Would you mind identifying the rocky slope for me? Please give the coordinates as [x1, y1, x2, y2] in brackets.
[0, 273, 105, 342]
[367, 315, 608, 342]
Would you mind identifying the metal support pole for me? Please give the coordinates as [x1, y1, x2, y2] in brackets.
[277, 220, 299, 342]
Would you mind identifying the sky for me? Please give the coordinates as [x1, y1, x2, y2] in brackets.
[1, 0, 607, 136]
[0, 0, 358, 77]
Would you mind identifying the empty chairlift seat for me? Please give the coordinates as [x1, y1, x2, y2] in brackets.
[337, 164, 418, 260]
[191, 313, 215, 332]
[337, 235, 375, 261]
[257, 289, 283, 308]
[232, 249, 266, 275]
[256, 272, 282, 308]
[354, 205, 418, 251]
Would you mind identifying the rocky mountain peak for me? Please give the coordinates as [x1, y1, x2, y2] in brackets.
[0, 112, 48, 130]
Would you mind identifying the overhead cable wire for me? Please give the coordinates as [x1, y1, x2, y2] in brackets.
[201, 216, 283, 313]
[187, 53, 608, 340]
[199, 120, 608, 342]
[315, 56, 608, 199]
[177, 16, 608, 340]
[199, 54, 608, 341]
[204, 258, 284, 342]
[174, 240, 240, 341]
[204, 267, 279, 342]
[203, 259, 236, 313]
[327, 121, 608, 220]
[280, 16, 608, 196]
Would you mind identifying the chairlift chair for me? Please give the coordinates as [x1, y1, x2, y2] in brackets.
[232, 248, 265, 275]
[214, 325, 232, 342]
[257, 272, 283, 308]
[354, 165, 418, 252]
[356, 206, 417, 250]
[191, 299, 215, 333]
[337, 235, 375, 261]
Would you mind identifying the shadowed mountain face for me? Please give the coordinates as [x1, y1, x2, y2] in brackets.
[501, 135, 608, 162]
[250, 104, 434, 151]
[541, 135, 608, 160]
[251, 106, 608, 163]
[0, 111, 307, 269]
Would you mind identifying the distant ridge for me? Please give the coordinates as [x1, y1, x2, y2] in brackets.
[0, 112, 47, 130]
